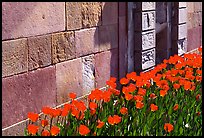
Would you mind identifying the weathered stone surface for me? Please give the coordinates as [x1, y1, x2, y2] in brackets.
[82, 55, 95, 94]
[102, 2, 118, 25]
[52, 31, 76, 64]
[119, 2, 126, 16]
[178, 23, 187, 39]
[98, 24, 118, 52]
[134, 11, 155, 31]
[142, 2, 155, 11]
[187, 26, 202, 51]
[75, 27, 99, 57]
[2, 2, 65, 40]
[66, 2, 82, 30]
[194, 2, 202, 12]
[178, 38, 187, 56]
[142, 48, 155, 70]
[2, 38, 28, 78]
[2, 66, 56, 128]
[56, 58, 83, 105]
[2, 120, 27, 136]
[119, 16, 128, 79]
[179, 8, 187, 24]
[81, 2, 102, 28]
[94, 49, 118, 88]
[28, 34, 51, 71]
[135, 30, 155, 51]
[187, 2, 194, 13]
[179, 2, 186, 8]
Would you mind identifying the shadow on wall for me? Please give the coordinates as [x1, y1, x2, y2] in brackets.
[92, 2, 119, 89]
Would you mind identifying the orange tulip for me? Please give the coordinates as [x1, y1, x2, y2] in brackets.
[120, 107, 128, 115]
[41, 130, 50, 136]
[164, 123, 174, 133]
[196, 94, 201, 101]
[97, 120, 105, 128]
[149, 93, 157, 99]
[150, 104, 158, 112]
[160, 90, 167, 97]
[120, 77, 129, 85]
[136, 101, 144, 109]
[50, 126, 60, 136]
[27, 124, 39, 135]
[89, 102, 97, 110]
[41, 120, 48, 127]
[69, 92, 76, 99]
[108, 116, 115, 125]
[27, 112, 39, 123]
[79, 125, 90, 136]
[173, 104, 179, 111]
[133, 95, 143, 102]
[173, 83, 180, 90]
[125, 93, 133, 101]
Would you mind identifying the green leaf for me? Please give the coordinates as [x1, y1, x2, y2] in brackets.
[179, 127, 183, 135]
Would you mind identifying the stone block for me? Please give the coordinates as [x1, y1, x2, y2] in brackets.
[81, 2, 102, 28]
[66, 2, 82, 30]
[119, 2, 127, 16]
[2, 38, 28, 78]
[187, 2, 194, 13]
[102, 2, 118, 25]
[179, 8, 187, 24]
[94, 49, 119, 88]
[187, 26, 202, 51]
[142, 2, 155, 11]
[75, 27, 99, 57]
[178, 23, 187, 39]
[28, 34, 51, 71]
[119, 16, 128, 79]
[179, 2, 186, 8]
[134, 11, 155, 31]
[2, 2, 65, 40]
[52, 31, 76, 64]
[2, 66, 56, 128]
[98, 24, 118, 52]
[178, 38, 187, 56]
[135, 30, 155, 51]
[194, 2, 202, 12]
[56, 58, 83, 105]
[82, 55, 95, 94]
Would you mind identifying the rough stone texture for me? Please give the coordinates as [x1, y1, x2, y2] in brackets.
[187, 26, 202, 51]
[2, 66, 56, 128]
[142, 2, 155, 11]
[102, 2, 118, 25]
[187, 2, 194, 13]
[66, 2, 82, 30]
[178, 23, 187, 39]
[194, 2, 202, 12]
[75, 27, 99, 57]
[179, 8, 187, 24]
[2, 2, 65, 40]
[98, 24, 118, 52]
[94, 49, 119, 88]
[52, 31, 76, 64]
[2, 120, 28, 136]
[141, 48, 155, 70]
[187, 12, 202, 29]
[135, 30, 155, 51]
[2, 38, 28, 78]
[28, 34, 51, 71]
[179, 2, 186, 8]
[81, 2, 102, 28]
[119, 16, 128, 79]
[178, 38, 187, 56]
[56, 58, 83, 105]
[82, 55, 95, 94]
[119, 2, 126, 16]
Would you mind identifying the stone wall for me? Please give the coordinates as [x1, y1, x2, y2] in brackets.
[186, 2, 202, 51]
[2, 2, 122, 135]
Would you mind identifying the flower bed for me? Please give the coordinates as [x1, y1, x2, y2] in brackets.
[25, 47, 202, 136]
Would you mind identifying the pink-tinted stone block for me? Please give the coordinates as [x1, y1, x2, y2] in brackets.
[95, 49, 119, 88]
[2, 2, 65, 40]
[56, 58, 83, 104]
[102, 2, 118, 25]
[119, 2, 127, 16]
[75, 27, 99, 57]
[187, 26, 202, 51]
[2, 66, 56, 128]
[119, 16, 128, 79]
